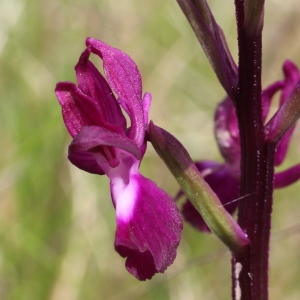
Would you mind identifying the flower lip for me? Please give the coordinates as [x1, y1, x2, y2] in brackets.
[113, 172, 183, 280]
[67, 125, 143, 175]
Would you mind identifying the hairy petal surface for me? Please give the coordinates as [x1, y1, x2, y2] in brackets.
[55, 82, 93, 137]
[75, 47, 126, 131]
[111, 171, 183, 280]
[68, 126, 141, 173]
[86, 38, 145, 147]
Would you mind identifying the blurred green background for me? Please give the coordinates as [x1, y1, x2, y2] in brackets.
[1, 0, 300, 299]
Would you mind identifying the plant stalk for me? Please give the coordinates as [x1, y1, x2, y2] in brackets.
[232, 1, 275, 299]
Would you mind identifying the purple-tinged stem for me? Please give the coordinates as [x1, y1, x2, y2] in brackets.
[232, 1, 275, 299]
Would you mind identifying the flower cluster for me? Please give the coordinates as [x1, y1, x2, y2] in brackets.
[55, 38, 182, 280]
[181, 60, 300, 231]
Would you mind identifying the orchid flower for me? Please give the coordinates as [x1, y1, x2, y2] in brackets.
[181, 60, 300, 231]
[55, 38, 182, 280]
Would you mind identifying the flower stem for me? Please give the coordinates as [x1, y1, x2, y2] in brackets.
[233, 1, 275, 299]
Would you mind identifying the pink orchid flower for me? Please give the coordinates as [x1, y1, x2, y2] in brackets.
[55, 38, 182, 280]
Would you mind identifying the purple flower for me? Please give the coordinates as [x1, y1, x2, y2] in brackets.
[181, 60, 300, 231]
[55, 38, 182, 280]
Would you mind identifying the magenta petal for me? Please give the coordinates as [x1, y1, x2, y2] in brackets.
[274, 127, 296, 166]
[55, 82, 92, 137]
[113, 173, 183, 280]
[69, 126, 141, 158]
[86, 38, 145, 147]
[75, 48, 126, 131]
[214, 98, 240, 165]
[68, 126, 141, 173]
[274, 61, 300, 165]
[262, 81, 284, 122]
[274, 164, 300, 188]
[68, 151, 105, 175]
[280, 60, 300, 105]
[56, 81, 124, 137]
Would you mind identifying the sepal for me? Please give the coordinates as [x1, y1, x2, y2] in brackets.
[274, 164, 300, 188]
[86, 38, 145, 147]
[265, 80, 300, 144]
[68, 126, 141, 173]
[176, 0, 237, 98]
[148, 122, 249, 252]
[182, 161, 239, 232]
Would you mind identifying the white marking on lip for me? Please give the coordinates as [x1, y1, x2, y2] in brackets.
[112, 175, 138, 222]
